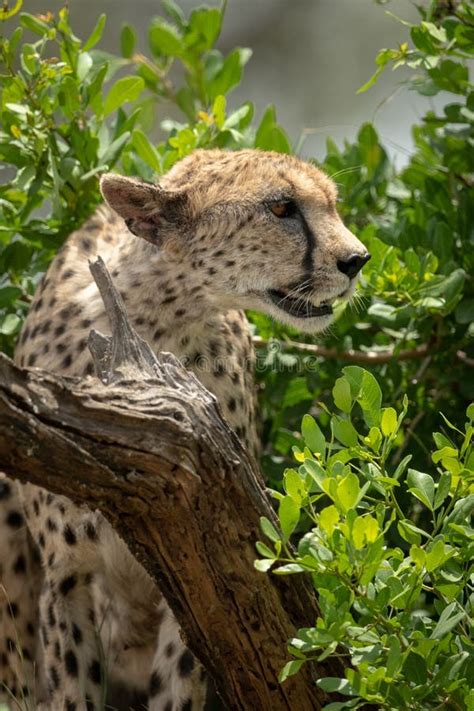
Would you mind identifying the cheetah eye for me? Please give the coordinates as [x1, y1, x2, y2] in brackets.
[270, 200, 297, 219]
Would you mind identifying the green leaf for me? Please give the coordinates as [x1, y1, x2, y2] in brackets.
[407, 469, 435, 510]
[284, 468, 306, 504]
[432, 446, 458, 464]
[381, 407, 397, 436]
[301, 415, 326, 458]
[162, 0, 186, 28]
[332, 377, 352, 413]
[317, 678, 353, 694]
[212, 95, 226, 129]
[430, 602, 465, 639]
[332, 417, 358, 448]
[120, 23, 137, 59]
[207, 48, 252, 100]
[255, 541, 275, 559]
[83, 13, 106, 51]
[337, 472, 360, 513]
[398, 519, 426, 545]
[273, 563, 305, 575]
[434, 472, 451, 510]
[19, 12, 49, 36]
[260, 516, 280, 543]
[132, 129, 161, 173]
[318, 505, 339, 536]
[386, 636, 402, 679]
[149, 18, 183, 57]
[403, 651, 428, 685]
[255, 105, 291, 154]
[0, 313, 21, 335]
[103, 77, 145, 116]
[186, 7, 222, 52]
[426, 539, 451, 573]
[254, 558, 274, 573]
[279, 659, 304, 682]
[278, 495, 300, 540]
[342, 366, 382, 427]
[0, 285, 22, 307]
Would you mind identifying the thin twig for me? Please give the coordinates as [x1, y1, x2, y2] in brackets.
[253, 337, 429, 364]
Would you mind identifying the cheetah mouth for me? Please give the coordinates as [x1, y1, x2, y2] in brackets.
[267, 289, 333, 319]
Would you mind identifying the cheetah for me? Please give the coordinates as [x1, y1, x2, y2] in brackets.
[0, 149, 369, 710]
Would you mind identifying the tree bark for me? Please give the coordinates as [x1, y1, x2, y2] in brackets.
[0, 257, 348, 710]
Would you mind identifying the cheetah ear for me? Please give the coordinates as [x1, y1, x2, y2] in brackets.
[100, 174, 187, 245]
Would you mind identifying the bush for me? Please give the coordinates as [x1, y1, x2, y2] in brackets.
[256, 367, 474, 709]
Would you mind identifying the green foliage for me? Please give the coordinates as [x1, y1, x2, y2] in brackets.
[257, 367, 474, 710]
[257, 0, 473, 486]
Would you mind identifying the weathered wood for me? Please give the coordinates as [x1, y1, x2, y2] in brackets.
[0, 257, 348, 710]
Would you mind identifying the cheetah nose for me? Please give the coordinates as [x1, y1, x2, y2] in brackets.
[337, 252, 371, 279]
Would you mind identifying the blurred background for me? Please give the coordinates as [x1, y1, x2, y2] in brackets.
[22, 0, 441, 164]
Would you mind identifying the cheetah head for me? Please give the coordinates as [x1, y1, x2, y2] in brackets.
[100, 149, 370, 333]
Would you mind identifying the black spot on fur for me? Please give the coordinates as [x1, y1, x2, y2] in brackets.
[33, 499, 40, 516]
[27, 354, 37, 367]
[165, 642, 175, 657]
[59, 575, 77, 596]
[62, 353, 72, 369]
[6, 510, 23, 528]
[227, 397, 237, 412]
[149, 671, 163, 696]
[54, 324, 66, 337]
[72, 622, 83, 645]
[54, 640, 61, 660]
[88, 659, 101, 685]
[63, 525, 77, 545]
[65, 649, 78, 677]
[85, 522, 97, 540]
[13, 554, 26, 574]
[66, 699, 77, 711]
[178, 650, 195, 677]
[47, 604, 56, 627]
[38, 532, 45, 549]
[46, 517, 58, 532]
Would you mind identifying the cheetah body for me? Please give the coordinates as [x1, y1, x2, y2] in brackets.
[0, 149, 367, 710]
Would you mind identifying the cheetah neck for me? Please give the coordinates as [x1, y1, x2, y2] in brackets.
[108, 238, 258, 452]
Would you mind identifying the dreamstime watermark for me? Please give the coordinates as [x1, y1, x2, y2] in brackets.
[178, 340, 320, 374]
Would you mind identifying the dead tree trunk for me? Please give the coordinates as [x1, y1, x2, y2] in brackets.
[0, 257, 348, 710]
